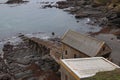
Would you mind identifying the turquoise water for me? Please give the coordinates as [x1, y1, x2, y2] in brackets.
[0, 0, 101, 39]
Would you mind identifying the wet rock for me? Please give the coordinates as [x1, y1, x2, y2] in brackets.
[40, 2, 49, 4]
[1, 34, 61, 80]
[117, 35, 120, 39]
[2, 42, 14, 60]
[42, 4, 53, 8]
[114, 5, 120, 13]
[8, 62, 26, 74]
[6, 0, 29, 4]
[56, 1, 68, 6]
[76, 0, 89, 6]
[37, 57, 59, 72]
[98, 17, 108, 26]
[18, 33, 24, 38]
[16, 58, 32, 65]
[56, 1, 69, 9]
[92, 0, 109, 7]
[110, 18, 120, 27]
[66, 7, 81, 14]
[75, 13, 89, 18]
[0, 58, 9, 73]
[52, 32, 55, 36]
[106, 11, 120, 27]
[15, 70, 32, 79]
[106, 11, 118, 20]
[3, 42, 13, 52]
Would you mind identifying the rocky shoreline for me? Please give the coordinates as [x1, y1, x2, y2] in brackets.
[0, 34, 60, 80]
[0, 0, 120, 79]
[56, 0, 120, 27]
[39, 0, 120, 38]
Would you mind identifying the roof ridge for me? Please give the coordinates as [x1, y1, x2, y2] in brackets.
[69, 30, 104, 43]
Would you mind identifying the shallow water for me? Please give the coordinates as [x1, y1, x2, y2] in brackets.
[0, 0, 101, 40]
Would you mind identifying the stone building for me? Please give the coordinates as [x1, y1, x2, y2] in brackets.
[60, 57, 120, 80]
[61, 30, 111, 59]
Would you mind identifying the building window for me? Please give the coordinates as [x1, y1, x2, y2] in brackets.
[65, 50, 67, 55]
[65, 75, 68, 80]
[74, 54, 77, 58]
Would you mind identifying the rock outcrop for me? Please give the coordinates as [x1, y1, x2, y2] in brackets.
[6, 0, 29, 4]
[0, 35, 60, 80]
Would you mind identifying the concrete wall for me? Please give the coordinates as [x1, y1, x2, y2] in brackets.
[62, 43, 88, 59]
[62, 43, 111, 59]
[60, 66, 77, 80]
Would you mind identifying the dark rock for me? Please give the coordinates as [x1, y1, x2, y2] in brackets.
[109, 18, 120, 27]
[2, 42, 14, 59]
[15, 70, 32, 79]
[75, 13, 89, 18]
[42, 4, 53, 8]
[18, 33, 24, 38]
[52, 32, 55, 36]
[69, 7, 80, 13]
[98, 17, 108, 26]
[6, 0, 29, 4]
[56, 1, 69, 9]
[0, 74, 12, 80]
[117, 36, 120, 39]
[1, 34, 61, 80]
[3, 42, 13, 51]
[106, 11, 118, 20]
[105, 10, 120, 27]
[27, 77, 37, 80]
[76, 20, 79, 23]
[56, 1, 67, 5]
[92, 3, 102, 7]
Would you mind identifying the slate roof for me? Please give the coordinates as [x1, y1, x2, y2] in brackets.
[61, 30, 105, 56]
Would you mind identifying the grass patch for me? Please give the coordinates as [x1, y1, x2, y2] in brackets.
[82, 69, 120, 80]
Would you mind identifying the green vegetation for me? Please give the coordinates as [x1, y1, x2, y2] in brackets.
[93, 0, 120, 12]
[83, 69, 120, 80]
